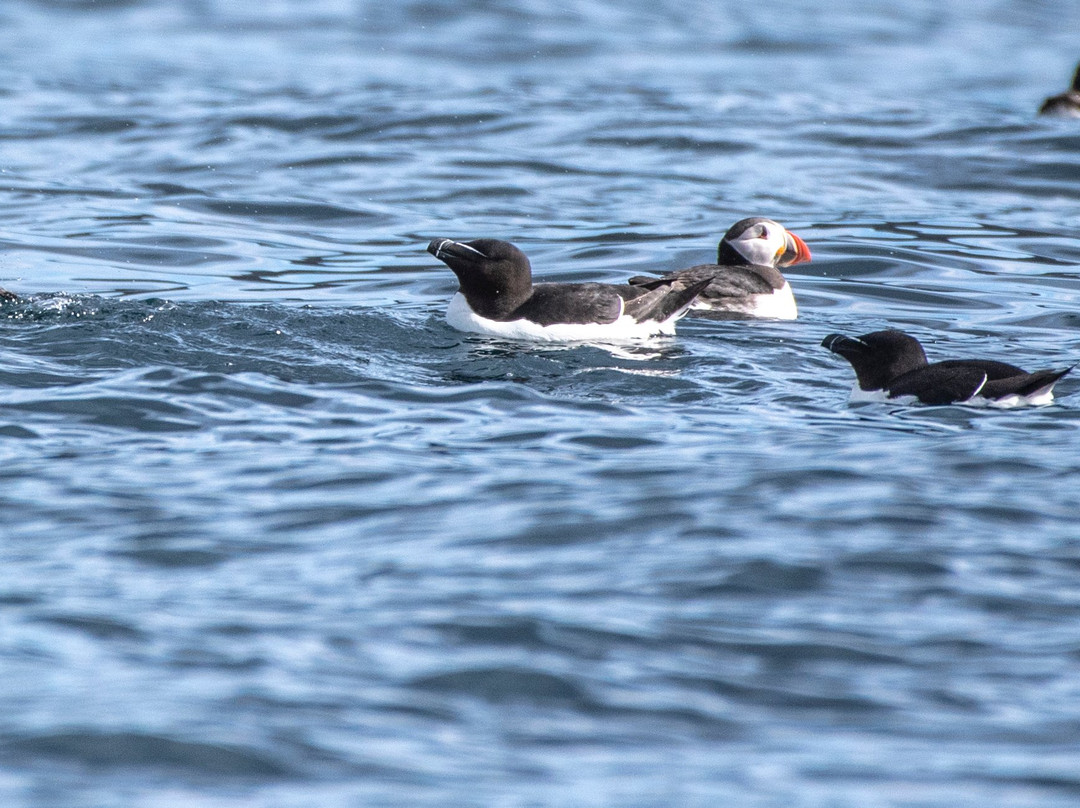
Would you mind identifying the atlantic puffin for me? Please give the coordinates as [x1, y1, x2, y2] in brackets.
[626, 217, 811, 320]
[1039, 61, 1080, 117]
[427, 238, 709, 342]
[822, 329, 1071, 407]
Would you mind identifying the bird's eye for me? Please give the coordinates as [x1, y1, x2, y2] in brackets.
[758, 227, 769, 239]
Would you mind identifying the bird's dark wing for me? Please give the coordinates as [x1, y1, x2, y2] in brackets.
[981, 367, 1072, 400]
[511, 283, 622, 326]
[935, 359, 1027, 380]
[628, 264, 781, 297]
[887, 364, 989, 405]
[618, 278, 711, 323]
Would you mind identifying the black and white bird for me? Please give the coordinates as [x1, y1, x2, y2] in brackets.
[426, 238, 709, 342]
[1039, 61, 1080, 117]
[822, 329, 1071, 408]
[626, 217, 811, 319]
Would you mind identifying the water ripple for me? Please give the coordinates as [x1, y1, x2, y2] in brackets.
[4, 2, 1080, 806]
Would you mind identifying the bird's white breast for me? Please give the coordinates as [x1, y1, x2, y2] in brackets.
[692, 282, 798, 320]
[445, 292, 678, 342]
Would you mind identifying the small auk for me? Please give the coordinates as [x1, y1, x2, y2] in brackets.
[627, 217, 811, 320]
[1039, 61, 1080, 117]
[427, 237, 708, 342]
[822, 329, 1071, 408]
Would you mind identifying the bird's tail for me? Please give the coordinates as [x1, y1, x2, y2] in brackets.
[1017, 366, 1072, 398]
[622, 278, 711, 324]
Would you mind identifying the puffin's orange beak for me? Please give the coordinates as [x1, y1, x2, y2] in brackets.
[778, 231, 812, 266]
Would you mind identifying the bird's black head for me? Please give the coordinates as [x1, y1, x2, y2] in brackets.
[821, 329, 929, 390]
[426, 238, 533, 318]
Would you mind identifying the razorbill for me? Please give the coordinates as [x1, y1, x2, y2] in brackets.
[427, 237, 709, 342]
[822, 329, 1071, 407]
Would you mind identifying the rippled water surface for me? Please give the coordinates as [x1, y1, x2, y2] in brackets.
[3, 1, 1080, 806]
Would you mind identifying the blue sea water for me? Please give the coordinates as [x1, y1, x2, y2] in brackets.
[3, 1, 1080, 806]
